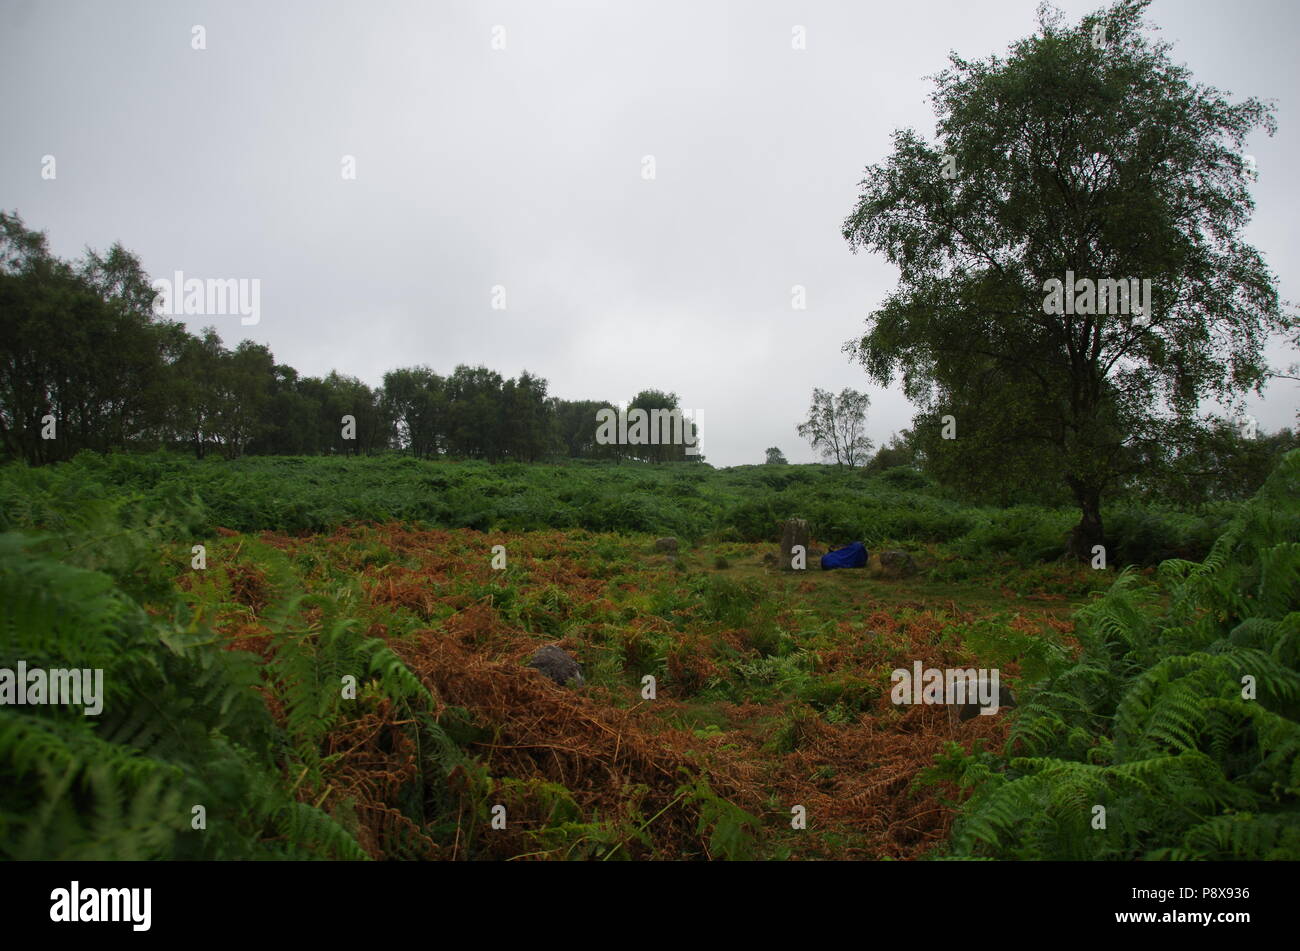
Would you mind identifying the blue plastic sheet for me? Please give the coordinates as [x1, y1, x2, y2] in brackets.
[821, 541, 867, 570]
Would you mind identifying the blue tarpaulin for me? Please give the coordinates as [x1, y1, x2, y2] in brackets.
[821, 542, 868, 570]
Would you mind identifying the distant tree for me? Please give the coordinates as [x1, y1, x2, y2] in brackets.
[170, 331, 279, 458]
[797, 387, 873, 467]
[867, 430, 915, 472]
[552, 398, 609, 459]
[764, 447, 788, 465]
[211, 339, 275, 458]
[500, 370, 551, 461]
[247, 364, 319, 455]
[842, 0, 1292, 556]
[172, 328, 224, 459]
[624, 389, 700, 462]
[0, 211, 179, 463]
[445, 365, 504, 459]
[383, 366, 444, 458]
[320, 371, 389, 456]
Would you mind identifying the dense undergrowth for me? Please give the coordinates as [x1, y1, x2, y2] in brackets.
[0, 450, 1239, 565]
[0, 451, 1294, 859]
[927, 450, 1300, 859]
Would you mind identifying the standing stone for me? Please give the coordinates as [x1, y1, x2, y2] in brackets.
[654, 537, 678, 553]
[528, 645, 584, 686]
[778, 518, 810, 571]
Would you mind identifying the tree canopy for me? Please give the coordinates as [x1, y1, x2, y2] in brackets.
[842, 0, 1292, 555]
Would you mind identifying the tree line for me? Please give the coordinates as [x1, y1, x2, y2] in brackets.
[0, 211, 702, 465]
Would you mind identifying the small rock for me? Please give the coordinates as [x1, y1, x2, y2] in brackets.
[956, 677, 1016, 721]
[878, 550, 918, 578]
[654, 537, 679, 553]
[527, 645, 584, 686]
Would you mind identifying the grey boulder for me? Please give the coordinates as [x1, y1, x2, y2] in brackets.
[528, 645, 584, 686]
[878, 550, 918, 578]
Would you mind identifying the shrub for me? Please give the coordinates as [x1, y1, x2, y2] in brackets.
[878, 466, 931, 490]
[936, 450, 1300, 860]
[958, 506, 1074, 563]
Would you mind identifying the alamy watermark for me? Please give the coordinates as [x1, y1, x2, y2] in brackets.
[595, 404, 702, 456]
[891, 662, 1008, 716]
[0, 662, 103, 715]
[1042, 270, 1152, 321]
[151, 270, 260, 326]
[50, 881, 150, 931]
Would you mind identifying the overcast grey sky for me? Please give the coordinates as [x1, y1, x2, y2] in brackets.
[3, 0, 1296, 467]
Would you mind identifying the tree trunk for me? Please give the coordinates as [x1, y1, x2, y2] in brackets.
[1067, 481, 1104, 561]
